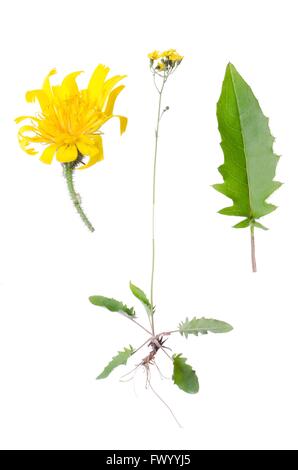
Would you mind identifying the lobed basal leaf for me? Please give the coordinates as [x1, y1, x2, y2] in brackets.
[129, 281, 153, 316]
[178, 317, 233, 338]
[89, 295, 135, 317]
[172, 354, 199, 394]
[97, 345, 134, 380]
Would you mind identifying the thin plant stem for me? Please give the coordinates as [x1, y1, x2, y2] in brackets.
[150, 74, 167, 335]
[132, 338, 152, 356]
[63, 163, 95, 232]
[160, 347, 173, 361]
[128, 317, 152, 335]
[250, 224, 257, 273]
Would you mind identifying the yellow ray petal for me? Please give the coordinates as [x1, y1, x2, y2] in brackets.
[51, 85, 64, 101]
[43, 69, 57, 97]
[104, 85, 125, 115]
[79, 153, 102, 169]
[15, 115, 40, 124]
[18, 125, 45, 144]
[18, 137, 38, 155]
[78, 135, 104, 170]
[103, 75, 126, 93]
[117, 115, 128, 135]
[40, 144, 57, 164]
[76, 137, 99, 157]
[26, 90, 50, 113]
[101, 114, 128, 135]
[56, 144, 78, 163]
[88, 64, 110, 104]
[18, 124, 39, 137]
[61, 71, 83, 98]
[100, 75, 126, 108]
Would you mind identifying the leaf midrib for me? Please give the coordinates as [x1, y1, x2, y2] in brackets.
[229, 67, 253, 218]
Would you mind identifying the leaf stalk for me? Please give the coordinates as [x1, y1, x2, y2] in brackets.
[250, 224, 257, 272]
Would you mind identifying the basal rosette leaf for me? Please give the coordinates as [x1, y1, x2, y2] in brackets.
[89, 295, 135, 317]
[172, 354, 199, 394]
[213, 63, 281, 228]
[97, 346, 134, 380]
[129, 282, 153, 316]
[179, 317, 233, 338]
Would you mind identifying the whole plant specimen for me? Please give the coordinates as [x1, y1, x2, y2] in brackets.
[16, 65, 127, 232]
[214, 63, 281, 272]
[89, 50, 232, 426]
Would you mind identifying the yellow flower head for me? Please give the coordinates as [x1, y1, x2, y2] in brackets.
[168, 52, 184, 62]
[161, 49, 177, 58]
[150, 49, 183, 74]
[148, 50, 161, 61]
[156, 61, 166, 71]
[16, 65, 127, 169]
[162, 49, 184, 62]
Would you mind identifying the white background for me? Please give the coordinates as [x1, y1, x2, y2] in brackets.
[0, 0, 297, 450]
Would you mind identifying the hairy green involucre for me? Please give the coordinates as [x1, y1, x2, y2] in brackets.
[89, 295, 135, 317]
[172, 354, 199, 394]
[214, 63, 281, 228]
[178, 317, 233, 338]
[97, 346, 134, 379]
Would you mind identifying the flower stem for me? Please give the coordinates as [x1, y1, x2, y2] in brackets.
[63, 163, 95, 232]
[150, 75, 166, 335]
[250, 224, 257, 273]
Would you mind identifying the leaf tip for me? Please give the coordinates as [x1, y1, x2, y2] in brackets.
[226, 62, 237, 74]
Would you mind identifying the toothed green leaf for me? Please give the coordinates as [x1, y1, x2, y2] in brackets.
[129, 282, 153, 316]
[97, 345, 134, 379]
[233, 218, 251, 229]
[172, 354, 199, 394]
[89, 295, 135, 317]
[178, 317, 233, 338]
[253, 221, 268, 230]
[214, 63, 281, 229]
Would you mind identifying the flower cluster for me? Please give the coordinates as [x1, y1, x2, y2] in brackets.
[16, 65, 127, 169]
[148, 49, 183, 74]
